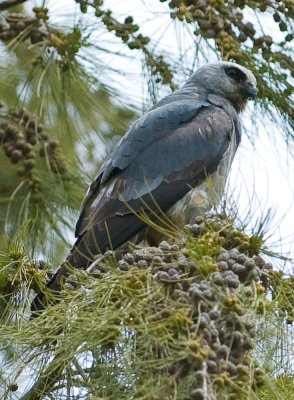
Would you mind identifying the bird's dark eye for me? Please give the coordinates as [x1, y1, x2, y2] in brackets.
[225, 67, 246, 83]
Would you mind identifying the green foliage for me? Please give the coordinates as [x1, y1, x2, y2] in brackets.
[0, 214, 273, 399]
[268, 270, 294, 324]
[258, 376, 294, 400]
[0, 235, 50, 321]
[2, 214, 293, 399]
[70, 0, 294, 132]
[0, 1, 293, 399]
[167, 0, 293, 129]
[0, 4, 137, 257]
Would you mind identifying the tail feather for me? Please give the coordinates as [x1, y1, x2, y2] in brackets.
[30, 213, 146, 317]
[30, 263, 70, 317]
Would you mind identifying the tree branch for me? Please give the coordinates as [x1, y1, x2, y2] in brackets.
[20, 349, 66, 400]
[0, 0, 27, 11]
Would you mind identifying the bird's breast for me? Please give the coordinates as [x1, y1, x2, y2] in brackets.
[168, 129, 238, 227]
[167, 172, 225, 226]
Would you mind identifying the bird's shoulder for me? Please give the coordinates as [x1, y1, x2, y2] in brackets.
[75, 95, 238, 238]
[100, 97, 210, 182]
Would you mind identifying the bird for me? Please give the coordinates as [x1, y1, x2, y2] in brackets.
[31, 61, 257, 315]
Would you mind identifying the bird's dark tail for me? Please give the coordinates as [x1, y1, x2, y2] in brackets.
[30, 231, 99, 318]
[30, 210, 150, 317]
[30, 262, 72, 318]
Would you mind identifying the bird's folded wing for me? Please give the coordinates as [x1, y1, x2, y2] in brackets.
[69, 104, 234, 268]
[75, 99, 210, 236]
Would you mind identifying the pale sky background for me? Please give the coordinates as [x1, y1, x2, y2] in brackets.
[2, 0, 294, 397]
[50, 0, 294, 263]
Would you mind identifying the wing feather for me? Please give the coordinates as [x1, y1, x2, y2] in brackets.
[75, 99, 209, 236]
[70, 105, 235, 269]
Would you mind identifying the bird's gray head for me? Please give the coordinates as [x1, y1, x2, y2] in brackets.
[185, 61, 257, 112]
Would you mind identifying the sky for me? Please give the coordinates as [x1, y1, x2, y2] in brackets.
[60, 0, 294, 264]
[35, 0, 294, 264]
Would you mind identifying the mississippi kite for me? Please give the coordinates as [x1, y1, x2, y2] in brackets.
[31, 61, 257, 313]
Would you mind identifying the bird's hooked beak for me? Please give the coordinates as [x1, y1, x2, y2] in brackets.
[241, 85, 258, 100]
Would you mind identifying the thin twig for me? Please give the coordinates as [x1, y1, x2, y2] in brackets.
[20, 352, 65, 400]
[0, 0, 27, 11]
